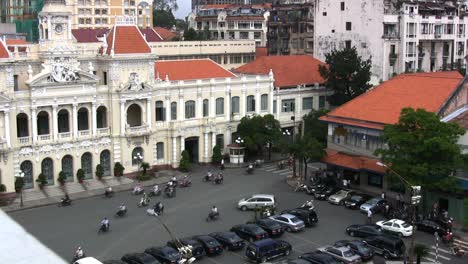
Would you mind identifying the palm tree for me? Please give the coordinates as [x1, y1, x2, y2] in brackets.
[141, 162, 150, 175]
[413, 243, 429, 264]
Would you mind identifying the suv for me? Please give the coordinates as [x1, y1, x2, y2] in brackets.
[245, 238, 291, 263]
[363, 235, 406, 259]
[299, 252, 342, 264]
[238, 194, 276, 211]
[328, 190, 354, 205]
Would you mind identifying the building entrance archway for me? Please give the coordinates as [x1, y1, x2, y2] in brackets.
[184, 137, 199, 163]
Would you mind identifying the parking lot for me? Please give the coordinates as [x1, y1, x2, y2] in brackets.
[10, 163, 467, 264]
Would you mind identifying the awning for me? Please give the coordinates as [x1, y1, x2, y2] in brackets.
[322, 149, 386, 174]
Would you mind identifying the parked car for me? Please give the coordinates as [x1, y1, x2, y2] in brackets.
[415, 219, 447, 236]
[144, 246, 182, 264]
[314, 186, 340, 200]
[344, 194, 372, 209]
[230, 224, 269, 242]
[334, 240, 374, 261]
[166, 238, 206, 259]
[249, 218, 284, 237]
[328, 189, 355, 205]
[74, 257, 104, 264]
[346, 224, 384, 238]
[121, 253, 160, 264]
[360, 198, 388, 214]
[317, 245, 361, 264]
[283, 260, 314, 264]
[192, 235, 223, 255]
[209, 231, 245, 250]
[102, 261, 126, 264]
[238, 194, 276, 211]
[362, 235, 406, 259]
[299, 252, 342, 264]
[281, 208, 318, 226]
[269, 214, 306, 232]
[376, 219, 413, 237]
[245, 238, 292, 263]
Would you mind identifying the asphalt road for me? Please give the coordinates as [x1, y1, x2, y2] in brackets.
[9, 164, 465, 264]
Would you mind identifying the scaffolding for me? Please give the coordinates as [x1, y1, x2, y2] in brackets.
[0, 0, 44, 42]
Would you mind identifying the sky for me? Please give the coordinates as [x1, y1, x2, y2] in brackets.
[174, 0, 192, 19]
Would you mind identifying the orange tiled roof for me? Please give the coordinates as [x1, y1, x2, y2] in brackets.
[154, 59, 236, 81]
[6, 39, 29, 45]
[320, 71, 463, 128]
[255, 47, 268, 58]
[154, 27, 177, 41]
[234, 55, 325, 88]
[200, 4, 233, 9]
[105, 25, 151, 55]
[0, 40, 9, 59]
[322, 149, 386, 173]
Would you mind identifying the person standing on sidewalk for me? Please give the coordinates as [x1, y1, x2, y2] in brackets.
[381, 192, 386, 200]
[367, 209, 373, 224]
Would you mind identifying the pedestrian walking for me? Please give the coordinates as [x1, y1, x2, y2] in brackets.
[342, 178, 348, 188]
[381, 192, 386, 200]
[367, 210, 373, 224]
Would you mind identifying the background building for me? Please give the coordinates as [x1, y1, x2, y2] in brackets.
[0, 0, 44, 42]
[192, 0, 252, 10]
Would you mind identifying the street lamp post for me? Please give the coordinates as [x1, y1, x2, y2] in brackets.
[16, 171, 25, 207]
[235, 137, 244, 167]
[133, 153, 143, 173]
[376, 161, 421, 264]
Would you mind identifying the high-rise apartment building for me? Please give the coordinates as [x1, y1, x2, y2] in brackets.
[0, 0, 44, 42]
[192, 1, 252, 10]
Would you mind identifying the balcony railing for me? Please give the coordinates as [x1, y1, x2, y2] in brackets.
[79, 130, 90, 137]
[382, 32, 399, 39]
[18, 136, 30, 145]
[97, 127, 110, 135]
[38, 134, 51, 141]
[59, 132, 71, 139]
[126, 124, 149, 134]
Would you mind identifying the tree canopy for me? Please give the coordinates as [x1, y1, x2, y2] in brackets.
[319, 47, 372, 106]
[236, 114, 282, 157]
[303, 109, 329, 145]
[153, 0, 178, 11]
[153, 9, 176, 29]
[376, 108, 466, 192]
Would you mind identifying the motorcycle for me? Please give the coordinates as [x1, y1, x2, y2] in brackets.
[246, 166, 254, 174]
[98, 223, 109, 234]
[148, 188, 161, 197]
[301, 200, 315, 210]
[170, 178, 178, 188]
[115, 208, 127, 217]
[179, 178, 192, 188]
[451, 246, 465, 257]
[294, 183, 308, 192]
[58, 198, 72, 207]
[213, 176, 223, 185]
[132, 187, 144, 195]
[206, 212, 220, 222]
[203, 173, 214, 182]
[165, 186, 176, 198]
[442, 231, 454, 244]
[277, 161, 286, 170]
[104, 190, 114, 198]
[138, 197, 150, 207]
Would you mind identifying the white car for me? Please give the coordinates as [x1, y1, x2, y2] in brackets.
[238, 194, 276, 211]
[376, 219, 413, 237]
[73, 257, 103, 264]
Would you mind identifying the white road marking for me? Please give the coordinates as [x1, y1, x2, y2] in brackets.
[431, 246, 450, 254]
[428, 251, 451, 261]
[454, 239, 468, 246]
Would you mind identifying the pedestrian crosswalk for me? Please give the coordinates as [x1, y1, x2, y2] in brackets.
[260, 164, 293, 177]
[422, 238, 468, 263]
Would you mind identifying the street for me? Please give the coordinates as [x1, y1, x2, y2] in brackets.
[10, 163, 466, 264]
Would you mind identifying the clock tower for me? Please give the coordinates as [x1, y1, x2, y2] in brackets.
[38, 0, 73, 41]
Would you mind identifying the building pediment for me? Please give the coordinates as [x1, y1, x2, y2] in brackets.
[27, 69, 99, 88]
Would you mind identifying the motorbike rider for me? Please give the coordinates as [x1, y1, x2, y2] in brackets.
[74, 246, 84, 260]
[207, 170, 213, 179]
[152, 184, 159, 194]
[209, 205, 219, 219]
[452, 244, 465, 256]
[133, 184, 143, 194]
[118, 203, 126, 213]
[215, 172, 223, 183]
[154, 201, 164, 214]
[140, 195, 149, 206]
[62, 194, 71, 204]
[105, 186, 113, 196]
[171, 176, 177, 185]
[100, 217, 110, 230]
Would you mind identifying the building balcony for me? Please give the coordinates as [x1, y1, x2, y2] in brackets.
[59, 132, 71, 139]
[38, 134, 51, 142]
[18, 136, 31, 146]
[97, 127, 110, 135]
[78, 130, 91, 137]
[382, 32, 399, 39]
[126, 124, 150, 136]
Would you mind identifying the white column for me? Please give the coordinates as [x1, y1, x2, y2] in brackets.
[47, 16, 51, 40]
[210, 94, 215, 118]
[269, 88, 274, 114]
[204, 132, 209, 161]
[172, 137, 178, 163]
[212, 132, 217, 149]
[165, 96, 171, 121]
[52, 105, 58, 141]
[32, 108, 37, 144]
[241, 90, 246, 117]
[146, 98, 152, 129]
[225, 91, 231, 121]
[297, 94, 302, 117]
[255, 89, 261, 114]
[226, 126, 232, 145]
[67, 17, 72, 39]
[92, 103, 97, 136]
[197, 94, 202, 119]
[120, 101, 125, 135]
[180, 136, 185, 152]
[276, 94, 280, 120]
[72, 104, 78, 139]
[4, 110, 10, 147]
[178, 96, 184, 121]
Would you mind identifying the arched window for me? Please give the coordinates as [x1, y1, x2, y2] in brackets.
[58, 109, 70, 133]
[61, 155, 74, 182]
[156, 142, 164, 160]
[127, 104, 142, 127]
[246, 95, 255, 112]
[78, 107, 89, 131]
[231, 96, 240, 114]
[16, 113, 29, 137]
[100, 150, 111, 176]
[96, 106, 108, 128]
[37, 111, 50, 135]
[171, 102, 177, 120]
[132, 147, 144, 166]
[41, 158, 54, 185]
[81, 152, 93, 179]
[216, 97, 224, 115]
[155, 101, 165, 121]
[203, 99, 209, 117]
[185, 100, 196, 119]
[261, 94, 268, 111]
[20, 160, 33, 189]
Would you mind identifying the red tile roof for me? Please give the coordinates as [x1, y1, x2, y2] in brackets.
[320, 71, 463, 129]
[322, 149, 386, 173]
[0, 40, 9, 59]
[200, 4, 233, 9]
[154, 27, 177, 41]
[105, 25, 151, 55]
[255, 47, 267, 58]
[140, 27, 163, 42]
[234, 55, 325, 88]
[6, 39, 29, 45]
[72, 28, 110, 43]
[154, 59, 236, 81]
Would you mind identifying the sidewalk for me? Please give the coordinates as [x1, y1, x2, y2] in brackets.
[1, 170, 186, 213]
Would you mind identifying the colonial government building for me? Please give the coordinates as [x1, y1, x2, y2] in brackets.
[0, 1, 329, 193]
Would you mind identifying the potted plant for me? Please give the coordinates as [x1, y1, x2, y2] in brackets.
[179, 150, 191, 172]
[76, 169, 85, 183]
[35, 173, 48, 189]
[57, 171, 67, 186]
[95, 164, 104, 180]
[0, 184, 6, 193]
[113, 162, 125, 177]
[14, 177, 24, 193]
[140, 162, 150, 175]
[212, 145, 222, 164]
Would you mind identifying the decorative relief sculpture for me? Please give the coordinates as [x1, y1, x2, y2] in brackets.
[48, 58, 79, 83]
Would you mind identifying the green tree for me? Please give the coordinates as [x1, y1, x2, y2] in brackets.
[179, 150, 191, 172]
[303, 109, 329, 145]
[57, 171, 67, 185]
[212, 145, 222, 164]
[95, 164, 104, 179]
[36, 173, 47, 187]
[113, 162, 125, 177]
[284, 134, 326, 179]
[0, 184, 6, 192]
[237, 114, 282, 158]
[413, 244, 429, 264]
[15, 177, 24, 192]
[141, 162, 150, 175]
[376, 108, 466, 193]
[76, 169, 85, 183]
[183, 28, 199, 40]
[153, 0, 178, 11]
[153, 9, 176, 29]
[319, 46, 372, 106]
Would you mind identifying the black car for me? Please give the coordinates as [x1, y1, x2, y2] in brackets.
[209, 231, 245, 250]
[344, 194, 372, 209]
[193, 235, 223, 255]
[103, 261, 127, 264]
[144, 246, 182, 264]
[121, 253, 161, 264]
[281, 208, 318, 226]
[334, 240, 374, 261]
[346, 224, 384, 238]
[245, 238, 292, 263]
[284, 260, 314, 264]
[314, 186, 340, 200]
[299, 252, 342, 264]
[363, 235, 406, 259]
[415, 219, 447, 236]
[167, 238, 206, 259]
[248, 219, 284, 237]
[230, 224, 269, 242]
